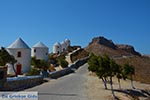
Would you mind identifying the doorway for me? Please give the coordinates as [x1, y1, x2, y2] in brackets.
[16, 64, 22, 75]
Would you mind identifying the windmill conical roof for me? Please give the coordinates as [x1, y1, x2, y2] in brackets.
[33, 42, 48, 48]
[7, 38, 30, 49]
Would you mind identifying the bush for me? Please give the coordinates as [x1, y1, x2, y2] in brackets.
[31, 57, 49, 69]
[59, 59, 69, 68]
[27, 68, 40, 76]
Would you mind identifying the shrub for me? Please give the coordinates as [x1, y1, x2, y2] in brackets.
[28, 68, 40, 76]
[59, 59, 68, 68]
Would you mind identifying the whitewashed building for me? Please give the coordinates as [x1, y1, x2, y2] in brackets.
[31, 42, 49, 61]
[65, 39, 71, 47]
[53, 39, 71, 54]
[61, 41, 67, 52]
[53, 42, 62, 54]
[7, 38, 31, 75]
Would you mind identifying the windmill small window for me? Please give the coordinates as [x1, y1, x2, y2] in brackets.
[17, 51, 21, 57]
[34, 49, 36, 53]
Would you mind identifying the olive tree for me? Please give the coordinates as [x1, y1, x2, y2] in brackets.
[0, 47, 17, 76]
[123, 63, 135, 89]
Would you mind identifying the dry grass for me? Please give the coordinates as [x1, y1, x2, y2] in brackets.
[115, 56, 150, 84]
[86, 72, 150, 100]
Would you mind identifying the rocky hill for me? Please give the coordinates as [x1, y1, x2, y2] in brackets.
[85, 36, 141, 57]
[85, 36, 150, 84]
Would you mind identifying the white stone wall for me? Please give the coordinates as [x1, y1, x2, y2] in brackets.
[53, 39, 71, 54]
[32, 47, 49, 61]
[61, 41, 67, 52]
[7, 48, 31, 74]
[6, 63, 15, 75]
[53, 45, 59, 54]
[53, 42, 62, 54]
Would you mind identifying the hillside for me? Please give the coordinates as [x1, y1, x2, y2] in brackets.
[85, 36, 141, 57]
[85, 36, 150, 84]
[115, 56, 150, 84]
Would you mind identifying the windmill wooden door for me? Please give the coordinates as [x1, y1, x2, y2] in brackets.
[16, 64, 22, 75]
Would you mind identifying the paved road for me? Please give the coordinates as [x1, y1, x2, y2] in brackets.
[25, 63, 89, 100]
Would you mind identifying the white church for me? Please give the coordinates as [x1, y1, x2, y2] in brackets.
[53, 39, 71, 54]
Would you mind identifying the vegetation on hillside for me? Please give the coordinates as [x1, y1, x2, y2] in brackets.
[115, 56, 150, 84]
[71, 49, 89, 62]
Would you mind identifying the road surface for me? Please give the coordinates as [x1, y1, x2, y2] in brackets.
[25, 63, 89, 100]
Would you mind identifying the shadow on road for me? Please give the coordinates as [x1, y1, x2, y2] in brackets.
[114, 88, 150, 99]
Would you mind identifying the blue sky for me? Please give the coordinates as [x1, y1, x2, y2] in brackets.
[0, 0, 149, 54]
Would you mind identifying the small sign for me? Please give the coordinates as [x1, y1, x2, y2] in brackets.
[0, 92, 38, 100]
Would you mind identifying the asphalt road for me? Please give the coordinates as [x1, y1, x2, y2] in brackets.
[25, 63, 89, 100]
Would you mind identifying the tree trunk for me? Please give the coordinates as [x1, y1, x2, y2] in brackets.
[102, 77, 107, 90]
[110, 77, 117, 100]
[12, 63, 17, 77]
[118, 78, 121, 89]
[131, 75, 135, 89]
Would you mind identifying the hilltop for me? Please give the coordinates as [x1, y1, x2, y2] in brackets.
[85, 36, 141, 57]
[84, 36, 150, 84]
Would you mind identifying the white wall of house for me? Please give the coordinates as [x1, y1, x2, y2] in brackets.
[31, 42, 49, 61]
[53, 42, 62, 54]
[61, 41, 67, 52]
[7, 48, 31, 74]
[53, 39, 71, 54]
[7, 38, 31, 75]
[65, 39, 71, 47]
[32, 47, 49, 61]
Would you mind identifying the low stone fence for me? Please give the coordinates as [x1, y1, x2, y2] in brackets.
[1, 57, 89, 90]
[49, 56, 89, 79]
[49, 67, 74, 79]
[0, 67, 7, 89]
[72, 56, 89, 69]
[2, 75, 43, 91]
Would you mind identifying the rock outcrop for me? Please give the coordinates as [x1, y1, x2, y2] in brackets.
[85, 36, 150, 84]
[116, 44, 141, 56]
[89, 36, 117, 49]
[85, 36, 141, 57]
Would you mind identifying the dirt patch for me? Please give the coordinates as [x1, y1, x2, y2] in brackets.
[86, 72, 150, 100]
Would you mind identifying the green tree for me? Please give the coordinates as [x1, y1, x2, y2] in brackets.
[109, 59, 119, 99]
[0, 47, 17, 76]
[115, 65, 123, 89]
[88, 54, 109, 90]
[99, 55, 110, 90]
[88, 53, 99, 72]
[123, 63, 135, 89]
[31, 57, 49, 70]
[88, 54, 119, 100]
